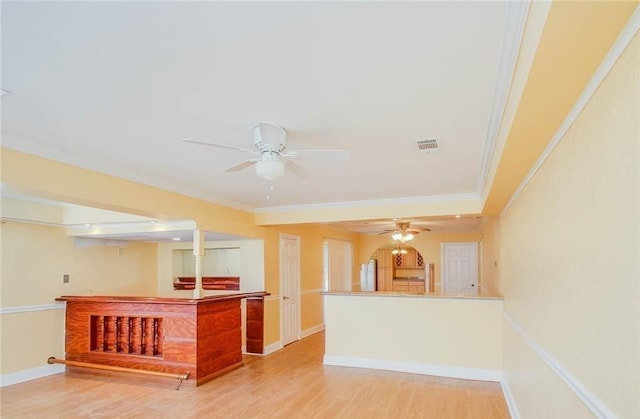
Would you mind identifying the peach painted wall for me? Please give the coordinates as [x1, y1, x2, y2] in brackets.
[0, 148, 261, 239]
[0, 221, 157, 375]
[500, 31, 640, 418]
[479, 217, 502, 296]
[261, 223, 360, 345]
[325, 294, 503, 373]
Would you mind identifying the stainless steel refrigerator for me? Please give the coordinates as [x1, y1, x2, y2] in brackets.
[359, 259, 377, 291]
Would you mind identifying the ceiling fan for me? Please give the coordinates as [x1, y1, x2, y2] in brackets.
[182, 122, 349, 181]
[379, 221, 431, 242]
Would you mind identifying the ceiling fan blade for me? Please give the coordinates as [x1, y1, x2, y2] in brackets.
[182, 138, 258, 154]
[224, 158, 260, 172]
[284, 160, 311, 178]
[281, 149, 349, 160]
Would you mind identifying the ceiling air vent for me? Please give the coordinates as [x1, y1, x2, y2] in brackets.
[416, 138, 439, 153]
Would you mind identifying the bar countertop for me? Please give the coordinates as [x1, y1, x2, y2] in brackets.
[322, 290, 503, 301]
[56, 291, 269, 305]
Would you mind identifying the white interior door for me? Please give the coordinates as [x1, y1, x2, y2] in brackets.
[442, 242, 478, 295]
[325, 239, 353, 291]
[280, 234, 300, 346]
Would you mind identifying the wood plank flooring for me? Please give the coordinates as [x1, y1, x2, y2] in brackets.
[1, 331, 509, 418]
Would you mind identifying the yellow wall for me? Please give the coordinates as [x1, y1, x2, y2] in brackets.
[0, 151, 268, 364]
[479, 217, 502, 296]
[262, 224, 360, 340]
[0, 221, 157, 375]
[0, 147, 362, 358]
[1, 310, 67, 376]
[1, 148, 261, 239]
[499, 31, 640, 418]
[325, 294, 503, 373]
[1, 222, 157, 306]
[482, 1, 639, 215]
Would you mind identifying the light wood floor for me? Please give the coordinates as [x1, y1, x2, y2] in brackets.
[1, 332, 509, 418]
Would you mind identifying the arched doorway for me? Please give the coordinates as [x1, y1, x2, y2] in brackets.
[366, 244, 433, 293]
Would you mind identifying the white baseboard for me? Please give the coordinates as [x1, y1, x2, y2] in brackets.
[500, 378, 521, 419]
[323, 355, 502, 382]
[259, 325, 325, 356]
[300, 323, 324, 339]
[1, 364, 65, 387]
[262, 341, 283, 356]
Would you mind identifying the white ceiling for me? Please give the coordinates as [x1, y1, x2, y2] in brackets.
[1, 1, 524, 219]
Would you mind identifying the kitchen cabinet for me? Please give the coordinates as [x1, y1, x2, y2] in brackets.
[393, 249, 424, 268]
[375, 249, 393, 268]
[416, 252, 424, 268]
[391, 279, 425, 294]
[376, 267, 393, 292]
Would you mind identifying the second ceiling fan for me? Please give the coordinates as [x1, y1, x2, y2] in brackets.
[379, 221, 431, 242]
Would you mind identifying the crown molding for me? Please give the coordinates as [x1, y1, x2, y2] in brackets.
[476, 0, 530, 195]
[254, 192, 480, 214]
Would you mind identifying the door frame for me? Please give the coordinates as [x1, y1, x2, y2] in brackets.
[279, 233, 301, 346]
[440, 242, 479, 294]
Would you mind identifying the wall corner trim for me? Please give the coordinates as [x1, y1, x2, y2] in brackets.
[504, 313, 616, 418]
[323, 355, 502, 382]
[500, 378, 521, 419]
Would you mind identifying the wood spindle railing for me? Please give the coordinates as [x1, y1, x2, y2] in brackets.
[117, 317, 129, 353]
[153, 318, 160, 356]
[105, 316, 116, 352]
[131, 317, 142, 354]
[91, 315, 163, 357]
[143, 318, 154, 355]
[92, 315, 105, 351]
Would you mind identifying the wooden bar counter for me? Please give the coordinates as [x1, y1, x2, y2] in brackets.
[55, 292, 267, 386]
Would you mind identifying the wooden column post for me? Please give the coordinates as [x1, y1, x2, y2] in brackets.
[428, 263, 435, 293]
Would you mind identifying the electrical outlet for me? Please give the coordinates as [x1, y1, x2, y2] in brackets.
[63, 274, 70, 283]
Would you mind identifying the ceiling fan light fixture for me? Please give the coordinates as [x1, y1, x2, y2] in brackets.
[255, 153, 285, 180]
[392, 232, 414, 242]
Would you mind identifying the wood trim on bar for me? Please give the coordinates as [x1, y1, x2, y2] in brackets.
[55, 292, 268, 305]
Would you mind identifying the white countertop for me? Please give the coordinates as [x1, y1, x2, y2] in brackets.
[322, 290, 503, 300]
